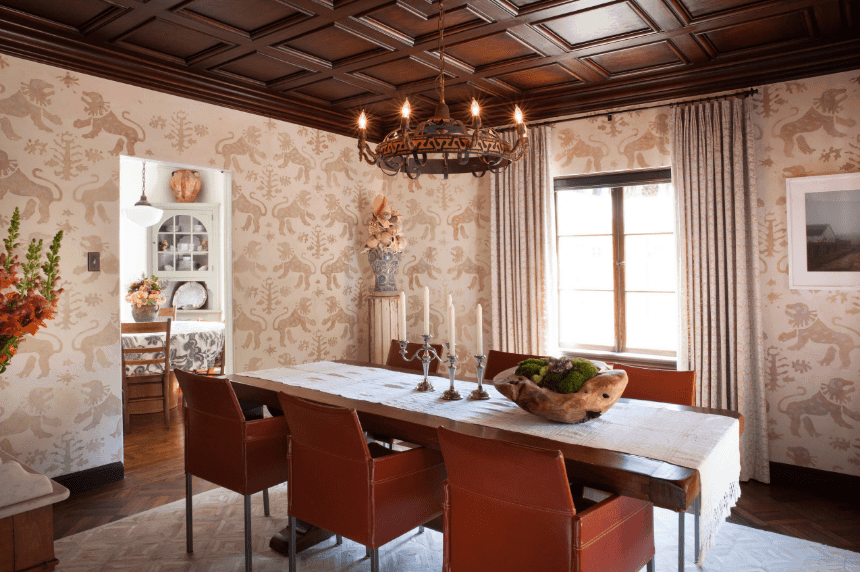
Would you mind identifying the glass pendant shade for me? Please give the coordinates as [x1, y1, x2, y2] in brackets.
[125, 161, 163, 227]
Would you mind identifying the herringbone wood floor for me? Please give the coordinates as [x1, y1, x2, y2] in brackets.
[53, 408, 860, 553]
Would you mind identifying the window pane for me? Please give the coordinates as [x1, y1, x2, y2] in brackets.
[625, 292, 677, 352]
[624, 183, 674, 234]
[558, 236, 614, 290]
[557, 188, 612, 236]
[559, 290, 615, 348]
[624, 234, 677, 292]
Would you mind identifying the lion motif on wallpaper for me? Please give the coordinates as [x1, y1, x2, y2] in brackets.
[778, 378, 860, 437]
[778, 303, 860, 368]
[772, 88, 856, 157]
[73, 92, 146, 156]
[0, 79, 62, 140]
[554, 129, 607, 172]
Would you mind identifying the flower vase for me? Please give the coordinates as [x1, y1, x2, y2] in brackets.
[368, 248, 401, 293]
[131, 304, 160, 322]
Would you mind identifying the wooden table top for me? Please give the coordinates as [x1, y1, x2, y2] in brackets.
[230, 360, 743, 513]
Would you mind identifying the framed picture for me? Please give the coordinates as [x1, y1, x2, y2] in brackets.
[786, 173, 860, 289]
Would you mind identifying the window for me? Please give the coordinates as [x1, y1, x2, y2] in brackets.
[555, 169, 677, 360]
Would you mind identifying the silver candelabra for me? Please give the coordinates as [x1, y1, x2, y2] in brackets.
[440, 343, 461, 401]
[398, 335, 441, 392]
[469, 354, 489, 400]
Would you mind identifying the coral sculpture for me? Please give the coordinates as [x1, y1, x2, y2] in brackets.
[362, 194, 407, 253]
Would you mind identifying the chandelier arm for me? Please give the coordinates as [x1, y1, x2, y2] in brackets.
[471, 164, 488, 178]
[457, 150, 470, 165]
[412, 151, 428, 166]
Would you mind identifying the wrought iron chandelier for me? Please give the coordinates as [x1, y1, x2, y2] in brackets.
[356, 0, 528, 179]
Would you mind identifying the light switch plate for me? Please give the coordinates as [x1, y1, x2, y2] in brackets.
[87, 252, 100, 272]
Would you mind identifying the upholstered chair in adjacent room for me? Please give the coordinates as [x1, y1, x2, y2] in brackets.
[437, 426, 656, 572]
[175, 369, 290, 572]
[278, 393, 446, 572]
[613, 364, 697, 407]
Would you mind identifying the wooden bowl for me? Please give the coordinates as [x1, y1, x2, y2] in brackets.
[495, 369, 628, 424]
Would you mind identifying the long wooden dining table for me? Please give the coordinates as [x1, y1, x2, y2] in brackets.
[229, 360, 744, 570]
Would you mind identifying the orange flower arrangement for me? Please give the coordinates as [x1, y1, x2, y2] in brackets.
[0, 207, 63, 374]
[125, 274, 166, 308]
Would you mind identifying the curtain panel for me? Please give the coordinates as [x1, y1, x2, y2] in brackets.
[489, 125, 555, 356]
[672, 98, 770, 483]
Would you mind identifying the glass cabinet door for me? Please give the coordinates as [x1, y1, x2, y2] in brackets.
[156, 213, 212, 273]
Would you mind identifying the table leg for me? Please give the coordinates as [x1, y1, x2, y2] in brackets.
[678, 510, 685, 572]
[270, 520, 335, 557]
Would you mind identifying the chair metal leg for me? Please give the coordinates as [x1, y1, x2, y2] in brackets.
[263, 488, 270, 517]
[694, 495, 701, 562]
[336, 535, 342, 545]
[647, 557, 655, 572]
[289, 516, 297, 572]
[185, 473, 193, 553]
[371, 548, 379, 572]
[678, 510, 685, 572]
[418, 526, 424, 533]
[244, 494, 252, 572]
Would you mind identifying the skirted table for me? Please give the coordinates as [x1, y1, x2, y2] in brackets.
[121, 321, 225, 414]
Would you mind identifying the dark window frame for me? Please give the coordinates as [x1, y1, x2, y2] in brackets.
[554, 168, 677, 368]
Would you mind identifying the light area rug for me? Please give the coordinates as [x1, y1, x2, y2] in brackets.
[54, 483, 860, 572]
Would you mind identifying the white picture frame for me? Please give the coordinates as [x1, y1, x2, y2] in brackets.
[786, 172, 860, 289]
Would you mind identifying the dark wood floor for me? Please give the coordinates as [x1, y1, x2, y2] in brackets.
[54, 408, 860, 553]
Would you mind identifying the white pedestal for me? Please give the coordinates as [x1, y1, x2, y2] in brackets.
[369, 293, 402, 365]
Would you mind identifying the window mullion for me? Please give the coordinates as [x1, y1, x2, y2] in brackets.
[611, 187, 625, 354]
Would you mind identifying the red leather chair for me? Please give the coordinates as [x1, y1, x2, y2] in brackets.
[279, 393, 446, 572]
[484, 349, 544, 381]
[613, 364, 697, 407]
[175, 369, 290, 572]
[437, 426, 655, 572]
[385, 339, 445, 372]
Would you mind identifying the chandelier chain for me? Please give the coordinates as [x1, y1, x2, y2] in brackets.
[438, 0, 445, 104]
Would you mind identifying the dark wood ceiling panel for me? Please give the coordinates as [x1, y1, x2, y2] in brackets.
[359, 3, 489, 45]
[443, 31, 543, 71]
[353, 56, 442, 88]
[584, 40, 687, 77]
[534, 1, 654, 50]
[293, 77, 374, 103]
[0, 0, 126, 34]
[112, 18, 235, 65]
[0, 0, 856, 141]
[212, 51, 309, 84]
[277, 24, 392, 67]
[173, 0, 311, 39]
[696, 10, 812, 57]
[493, 62, 581, 92]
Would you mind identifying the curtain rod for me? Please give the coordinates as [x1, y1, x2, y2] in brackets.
[521, 88, 760, 130]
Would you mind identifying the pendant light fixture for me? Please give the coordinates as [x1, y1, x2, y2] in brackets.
[124, 161, 163, 228]
[356, 0, 528, 179]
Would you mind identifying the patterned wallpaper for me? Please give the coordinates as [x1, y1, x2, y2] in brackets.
[0, 53, 495, 476]
[751, 70, 860, 476]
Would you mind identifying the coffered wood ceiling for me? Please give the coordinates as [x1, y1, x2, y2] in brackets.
[0, 0, 858, 141]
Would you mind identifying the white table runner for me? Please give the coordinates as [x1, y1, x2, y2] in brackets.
[242, 361, 740, 563]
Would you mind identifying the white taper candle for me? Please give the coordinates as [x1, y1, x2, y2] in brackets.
[476, 303, 483, 355]
[399, 291, 407, 340]
[423, 286, 430, 336]
[448, 302, 456, 355]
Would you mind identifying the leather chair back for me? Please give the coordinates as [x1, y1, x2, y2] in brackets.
[437, 426, 577, 571]
[175, 369, 246, 492]
[485, 350, 544, 381]
[385, 339, 444, 372]
[614, 364, 696, 406]
[279, 394, 373, 544]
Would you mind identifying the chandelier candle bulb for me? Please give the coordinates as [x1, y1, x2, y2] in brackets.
[399, 291, 407, 338]
[476, 304, 483, 355]
[424, 286, 430, 336]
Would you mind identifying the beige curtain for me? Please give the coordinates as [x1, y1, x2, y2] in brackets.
[489, 125, 554, 355]
[672, 98, 770, 483]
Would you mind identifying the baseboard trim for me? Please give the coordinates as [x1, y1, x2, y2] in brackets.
[53, 461, 124, 495]
[769, 461, 860, 503]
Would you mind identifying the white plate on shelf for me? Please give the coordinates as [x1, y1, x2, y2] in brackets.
[173, 282, 207, 310]
[193, 224, 205, 232]
[177, 236, 201, 252]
